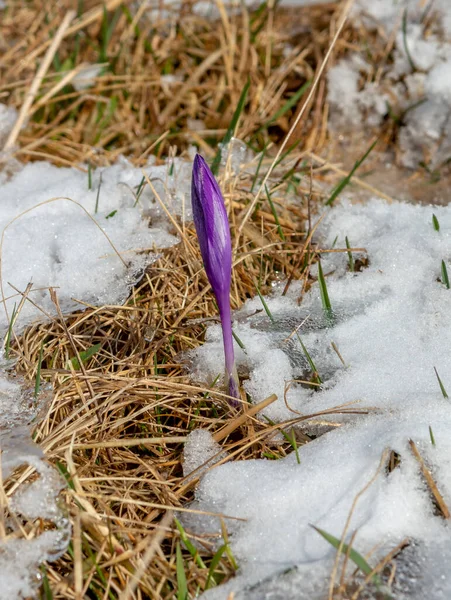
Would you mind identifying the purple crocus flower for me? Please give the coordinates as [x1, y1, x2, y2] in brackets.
[191, 154, 240, 402]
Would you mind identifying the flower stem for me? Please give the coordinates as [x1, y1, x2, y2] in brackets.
[218, 298, 239, 400]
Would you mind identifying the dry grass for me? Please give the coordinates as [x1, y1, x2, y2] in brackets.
[0, 0, 395, 598]
[0, 0, 344, 168]
[6, 178, 321, 599]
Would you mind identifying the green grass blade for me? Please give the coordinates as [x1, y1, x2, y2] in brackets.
[232, 329, 246, 350]
[429, 425, 436, 447]
[55, 460, 76, 491]
[326, 139, 378, 206]
[175, 518, 207, 569]
[82, 534, 115, 599]
[100, 6, 121, 64]
[70, 343, 101, 370]
[202, 373, 221, 400]
[121, 5, 155, 55]
[94, 96, 118, 144]
[276, 140, 304, 171]
[95, 174, 103, 213]
[34, 340, 44, 398]
[205, 543, 228, 589]
[264, 416, 301, 463]
[256, 285, 274, 322]
[250, 1, 273, 42]
[133, 175, 146, 207]
[311, 525, 381, 585]
[265, 185, 285, 241]
[221, 524, 238, 571]
[317, 258, 333, 315]
[345, 236, 354, 272]
[264, 80, 311, 126]
[211, 79, 250, 175]
[176, 542, 189, 600]
[432, 214, 440, 231]
[295, 332, 322, 385]
[40, 566, 53, 600]
[288, 428, 300, 464]
[251, 143, 268, 193]
[4, 302, 17, 359]
[88, 163, 92, 190]
[434, 366, 449, 399]
[441, 260, 450, 289]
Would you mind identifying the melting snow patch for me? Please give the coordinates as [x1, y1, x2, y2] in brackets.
[0, 360, 70, 599]
[327, 0, 451, 169]
[188, 199, 451, 598]
[0, 156, 190, 333]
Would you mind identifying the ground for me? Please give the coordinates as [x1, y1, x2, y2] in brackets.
[1, 0, 450, 599]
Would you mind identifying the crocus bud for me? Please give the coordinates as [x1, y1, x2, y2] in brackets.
[191, 154, 239, 402]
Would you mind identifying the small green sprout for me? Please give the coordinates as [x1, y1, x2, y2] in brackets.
[264, 80, 311, 128]
[175, 518, 206, 569]
[176, 542, 188, 600]
[434, 366, 448, 399]
[4, 302, 17, 359]
[296, 332, 322, 385]
[251, 143, 268, 193]
[326, 139, 378, 206]
[441, 260, 450, 289]
[265, 185, 285, 241]
[432, 214, 440, 231]
[232, 330, 246, 350]
[311, 525, 381, 586]
[256, 285, 274, 323]
[69, 343, 101, 370]
[40, 566, 53, 600]
[95, 173, 103, 213]
[34, 340, 45, 398]
[429, 425, 436, 447]
[317, 258, 333, 318]
[133, 175, 146, 207]
[264, 416, 301, 464]
[345, 236, 354, 272]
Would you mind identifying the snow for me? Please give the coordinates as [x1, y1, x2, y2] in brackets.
[0, 104, 17, 146]
[190, 199, 451, 423]
[183, 429, 228, 481]
[326, 0, 451, 169]
[187, 413, 451, 600]
[187, 199, 451, 598]
[0, 360, 70, 600]
[186, 8, 451, 579]
[0, 152, 191, 334]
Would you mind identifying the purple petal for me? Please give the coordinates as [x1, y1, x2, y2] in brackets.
[191, 155, 232, 294]
[191, 154, 240, 401]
